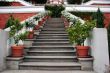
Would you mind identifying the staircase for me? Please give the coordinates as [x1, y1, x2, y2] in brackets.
[19, 18, 81, 70]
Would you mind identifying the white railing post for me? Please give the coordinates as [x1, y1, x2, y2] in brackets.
[89, 28, 109, 73]
[0, 29, 9, 71]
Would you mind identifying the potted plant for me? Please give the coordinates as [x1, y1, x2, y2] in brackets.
[8, 17, 25, 57]
[34, 16, 40, 30]
[11, 31, 28, 57]
[25, 21, 35, 39]
[67, 20, 96, 57]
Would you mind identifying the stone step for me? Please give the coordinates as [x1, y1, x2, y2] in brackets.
[19, 18, 82, 70]
[26, 47, 74, 52]
[36, 36, 68, 39]
[40, 31, 66, 33]
[45, 25, 64, 27]
[47, 21, 64, 23]
[24, 56, 77, 59]
[27, 50, 76, 56]
[32, 42, 70, 45]
[19, 62, 81, 70]
[25, 46, 74, 52]
[44, 23, 64, 25]
[33, 39, 69, 42]
[47, 18, 63, 22]
[43, 26, 65, 28]
[25, 45, 73, 48]
[42, 28, 65, 31]
[39, 34, 68, 36]
[47, 20, 63, 22]
[28, 48, 75, 51]
[24, 56, 78, 62]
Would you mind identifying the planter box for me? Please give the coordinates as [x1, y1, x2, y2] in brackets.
[6, 57, 23, 70]
[24, 40, 34, 46]
[78, 57, 93, 70]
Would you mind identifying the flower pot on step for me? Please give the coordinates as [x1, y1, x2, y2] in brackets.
[38, 21, 42, 26]
[76, 46, 90, 58]
[34, 25, 40, 30]
[27, 31, 34, 39]
[11, 45, 24, 57]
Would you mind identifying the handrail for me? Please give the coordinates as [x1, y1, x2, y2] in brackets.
[66, 5, 110, 12]
[0, 6, 45, 13]
[83, 0, 110, 5]
[0, 5, 110, 13]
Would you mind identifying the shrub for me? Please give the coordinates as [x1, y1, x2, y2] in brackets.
[92, 8, 104, 28]
[66, 20, 96, 45]
[71, 12, 93, 20]
[67, 0, 81, 4]
[0, 1, 11, 6]
[35, 0, 47, 4]
[45, 4, 65, 17]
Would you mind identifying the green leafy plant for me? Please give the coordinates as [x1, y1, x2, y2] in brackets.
[71, 12, 93, 20]
[34, 16, 40, 21]
[6, 15, 15, 28]
[24, 21, 35, 28]
[67, 0, 82, 4]
[67, 20, 96, 45]
[35, 0, 47, 4]
[92, 8, 104, 28]
[45, 5, 65, 17]
[24, 0, 47, 4]
[9, 18, 23, 37]
[14, 31, 29, 45]
[0, 1, 11, 6]
[83, 0, 90, 3]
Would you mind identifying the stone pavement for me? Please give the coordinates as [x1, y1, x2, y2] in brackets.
[1, 70, 96, 73]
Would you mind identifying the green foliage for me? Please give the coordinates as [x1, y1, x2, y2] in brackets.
[67, 20, 96, 45]
[71, 12, 93, 20]
[14, 31, 29, 44]
[35, 0, 47, 4]
[6, 15, 15, 28]
[45, 5, 65, 17]
[0, 1, 11, 6]
[24, 21, 35, 28]
[9, 18, 23, 37]
[83, 0, 90, 3]
[67, 0, 81, 4]
[24, 0, 47, 4]
[92, 8, 104, 28]
[34, 16, 40, 21]
[67, 0, 90, 4]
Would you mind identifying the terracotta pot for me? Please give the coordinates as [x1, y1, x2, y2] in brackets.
[11, 45, 24, 57]
[27, 31, 34, 39]
[38, 21, 42, 26]
[42, 18, 45, 23]
[34, 25, 40, 30]
[76, 46, 90, 58]
[48, 16, 51, 19]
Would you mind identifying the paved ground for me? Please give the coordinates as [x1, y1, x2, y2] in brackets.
[1, 70, 96, 73]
